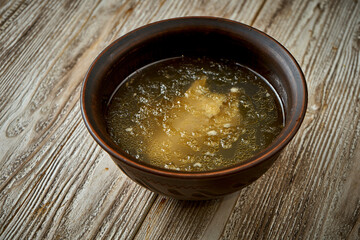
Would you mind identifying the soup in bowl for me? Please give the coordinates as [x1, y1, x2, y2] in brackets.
[81, 17, 307, 200]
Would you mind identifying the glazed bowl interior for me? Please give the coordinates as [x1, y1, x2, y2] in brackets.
[82, 17, 307, 175]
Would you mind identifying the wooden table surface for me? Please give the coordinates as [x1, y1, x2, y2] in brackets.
[1, 0, 359, 239]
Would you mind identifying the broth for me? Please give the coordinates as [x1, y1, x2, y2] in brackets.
[106, 57, 284, 171]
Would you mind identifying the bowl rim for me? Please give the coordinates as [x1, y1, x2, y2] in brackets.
[81, 16, 308, 179]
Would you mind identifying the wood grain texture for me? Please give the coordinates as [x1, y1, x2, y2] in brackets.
[220, 0, 360, 239]
[0, 0, 359, 239]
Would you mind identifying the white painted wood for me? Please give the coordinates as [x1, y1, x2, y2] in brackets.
[0, 0, 359, 239]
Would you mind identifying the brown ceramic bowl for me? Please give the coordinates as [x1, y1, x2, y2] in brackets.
[81, 17, 307, 200]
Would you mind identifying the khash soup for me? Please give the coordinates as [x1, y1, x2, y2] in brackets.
[106, 56, 284, 172]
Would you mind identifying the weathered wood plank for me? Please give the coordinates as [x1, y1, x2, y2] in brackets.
[0, 0, 359, 239]
[0, 0, 158, 239]
[220, 0, 360, 239]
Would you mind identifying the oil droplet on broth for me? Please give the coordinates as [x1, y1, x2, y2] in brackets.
[106, 57, 284, 172]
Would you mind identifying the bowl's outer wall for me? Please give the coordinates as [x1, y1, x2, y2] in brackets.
[81, 17, 308, 200]
[111, 152, 280, 200]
